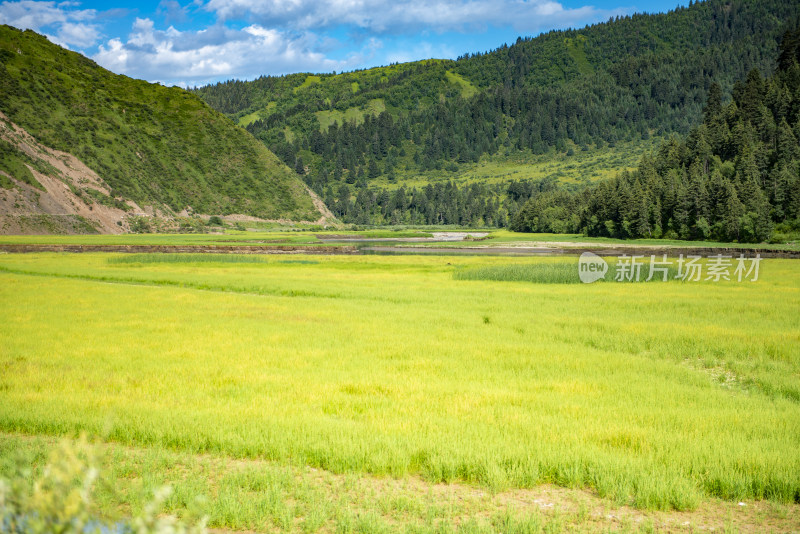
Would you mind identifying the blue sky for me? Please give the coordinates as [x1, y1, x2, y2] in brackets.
[0, 0, 686, 87]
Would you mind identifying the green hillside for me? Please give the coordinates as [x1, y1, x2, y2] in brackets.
[512, 30, 800, 244]
[0, 25, 320, 222]
[194, 0, 799, 227]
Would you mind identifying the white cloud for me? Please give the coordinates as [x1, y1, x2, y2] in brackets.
[55, 20, 98, 47]
[0, 0, 632, 86]
[202, 0, 609, 34]
[92, 18, 361, 86]
[0, 0, 99, 47]
[386, 41, 455, 64]
[157, 0, 188, 24]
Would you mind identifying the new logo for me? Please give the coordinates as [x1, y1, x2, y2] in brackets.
[578, 252, 608, 283]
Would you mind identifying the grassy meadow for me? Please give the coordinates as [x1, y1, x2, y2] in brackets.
[1, 251, 799, 531]
[363, 139, 661, 192]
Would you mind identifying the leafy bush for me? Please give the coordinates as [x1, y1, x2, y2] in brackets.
[126, 216, 151, 234]
[0, 436, 207, 534]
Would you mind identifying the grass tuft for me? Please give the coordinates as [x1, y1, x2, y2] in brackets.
[453, 260, 682, 284]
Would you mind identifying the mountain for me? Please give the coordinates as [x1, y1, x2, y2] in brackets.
[193, 0, 799, 227]
[0, 25, 330, 235]
[512, 28, 800, 244]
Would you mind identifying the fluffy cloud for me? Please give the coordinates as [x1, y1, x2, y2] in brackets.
[385, 40, 455, 65]
[54, 20, 99, 47]
[93, 18, 357, 86]
[156, 0, 188, 25]
[0, 0, 99, 47]
[0, 0, 629, 86]
[203, 0, 604, 34]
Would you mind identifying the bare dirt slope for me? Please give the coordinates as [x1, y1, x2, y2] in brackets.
[0, 110, 339, 234]
[0, 111, 141, 234]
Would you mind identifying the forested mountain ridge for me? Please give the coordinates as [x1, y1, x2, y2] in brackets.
[193, 0, 799, 229]
[0, 25, 325, 234]
[512, 27, 800, 243]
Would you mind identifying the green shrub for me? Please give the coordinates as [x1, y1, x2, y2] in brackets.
[127, 216, 151, 234]
[0, 436, 207, 534]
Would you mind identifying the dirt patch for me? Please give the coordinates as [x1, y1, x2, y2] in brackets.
[0, 111, 141, 235]
[0, 112, 339, 235]
[432, 231, 489, 240]
[304, 184, 338, 227]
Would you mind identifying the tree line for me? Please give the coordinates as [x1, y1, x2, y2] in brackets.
[512, 29, 800, 243]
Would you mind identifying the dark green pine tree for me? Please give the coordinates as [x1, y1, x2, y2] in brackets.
[368, 159, 381, 180]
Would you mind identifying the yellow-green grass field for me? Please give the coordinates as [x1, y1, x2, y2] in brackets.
[1, 252, 799, 532]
